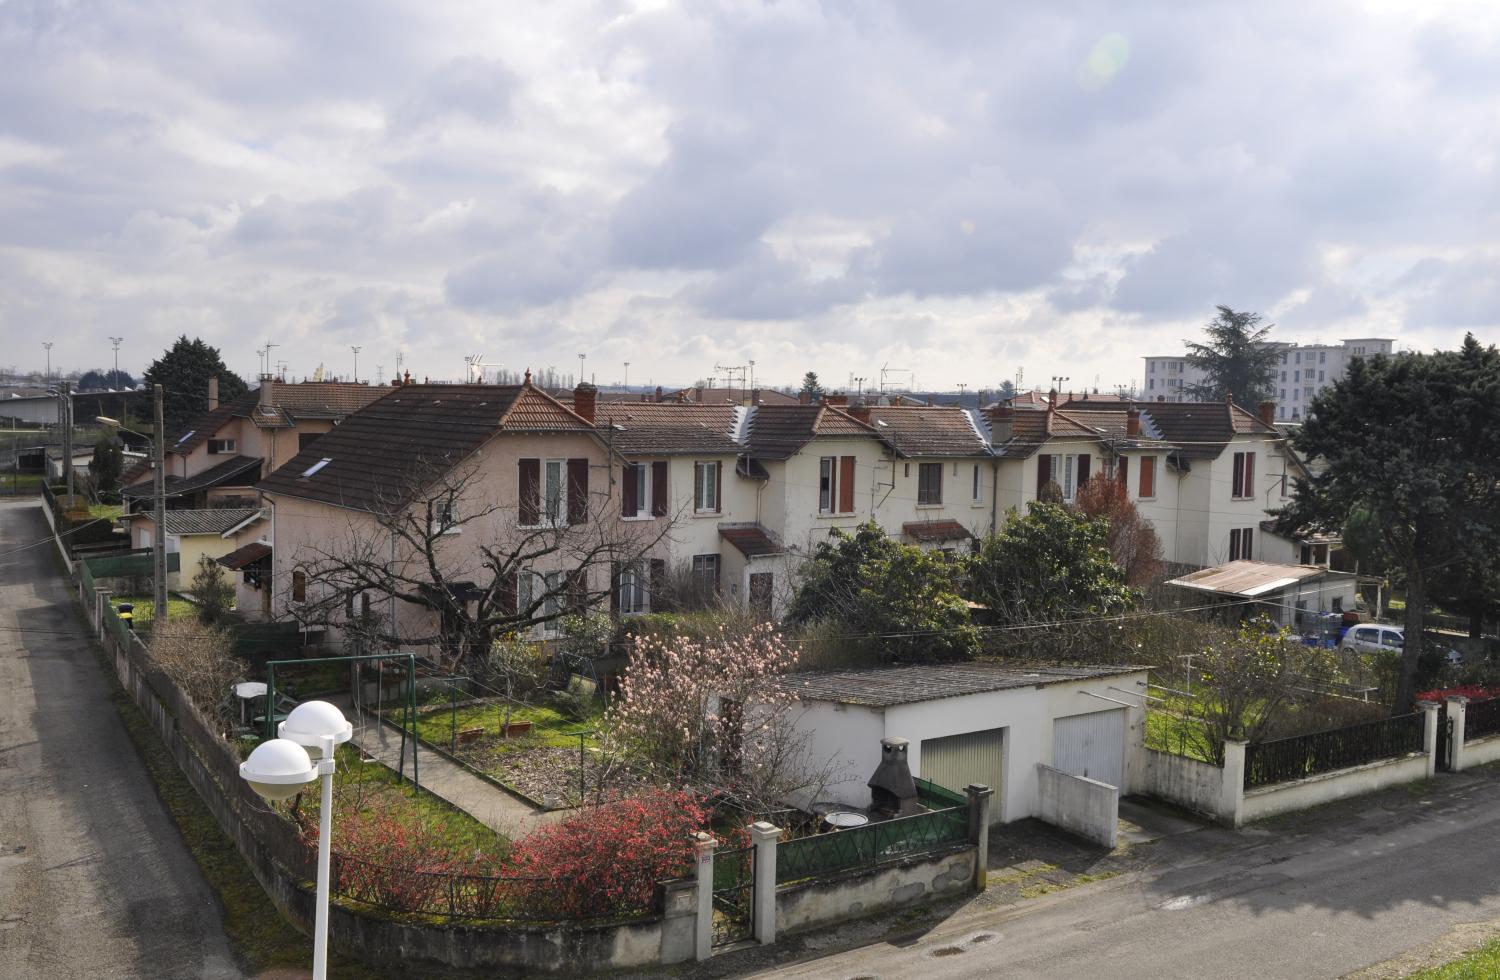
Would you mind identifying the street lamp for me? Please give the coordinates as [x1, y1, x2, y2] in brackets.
[42, 342, 52, 384]
[350, 346, 361, 384]
[97, 382, 168, 623]
[241, 700, 353, 980]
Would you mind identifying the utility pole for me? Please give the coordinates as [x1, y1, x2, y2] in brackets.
[351, 346, 362, 384]
[956, 382, 968, 407]
[153, 384, 168, 624]
[623, 362, 630, 390]
[60, 381, 74, 501]
[578, 352, 586, 387]
[42, 342, 52, 385]
[110, 336, 124, 423]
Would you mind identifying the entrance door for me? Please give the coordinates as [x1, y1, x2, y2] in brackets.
[920, 728, 1004, 823]
[1052, 709, 1126, 787]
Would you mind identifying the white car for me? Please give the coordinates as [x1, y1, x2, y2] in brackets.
[1340, 624, 1463, 665]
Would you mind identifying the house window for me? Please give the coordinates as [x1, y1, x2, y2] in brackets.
[1038, 453, 1091, 502]
[1116, 456, 1129, 487]
[971, 464, 981, 502]
[1280, 470, 1289, 498]
[292, 569, 307, 603]
[1228, 527, 1255, 561]
[1149, 362, 1156, 373]
[617, 562, 648, 614]
[692, 554, 721, 593]
[819, 456, 856, 514]
[544, 459, 565, 524]
[1231, 451, 1256, 499]
[1332, 596, 1343, 613]
[1280, 388, 1286, 401]
[1138, 455, 1156, 499]
[1320, 351, 1326, 364]
[694, 461, 720, 513]
[1149, 378, 1155, 390]
[918, 463, 943, 505]
[1293, 369, 1300, 382]
[1295, 351, 1302, 364]
[435, 497, 459, 532]
[541, 571, 562, 622]
[207, 438, 236, 455]
[1280, 353, 1288, 364]
[622, 462, 649, 518]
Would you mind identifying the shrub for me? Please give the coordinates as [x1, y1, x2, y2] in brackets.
[506, 789, 710, 918]
[149, 616, 245, 730]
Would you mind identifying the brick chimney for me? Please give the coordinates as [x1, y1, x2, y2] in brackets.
[1126, 408, 1141, 437]
[207, 376, 219, 411]
[1225, 392, 1234, 405]
[1258, 400, 1276, 428]
[258, 373, 275, 410]
[991, 405, 1016, 443]
[573, 381, 597, 423]
[848, 405, 872, 423]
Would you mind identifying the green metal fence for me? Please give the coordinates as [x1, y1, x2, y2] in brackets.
[775, 804, 970, 885]
[914, 778, 968, 809]
[82, 550, 180, 580]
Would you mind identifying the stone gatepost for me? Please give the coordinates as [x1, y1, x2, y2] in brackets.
[692, 832, 716, 961]
[1447, 696, 1469, 772]
[1221, 739, 1247, 828]
[965, 784, 994, 889]
[657, 878, 700, 965]
[1419, 700, 1441, 778]
[748, 821, 780, 945]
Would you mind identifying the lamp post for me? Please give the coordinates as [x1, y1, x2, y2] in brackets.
[241, 700, 353, 980]
[97, 383, 168, 623]
[42, 342, 52, 385]
[351, 346, 361, 384]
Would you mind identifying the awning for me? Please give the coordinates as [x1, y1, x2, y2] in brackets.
[901, 519, 973, 543]
[719, 524, 782, 558]
[218, 541, 272, 570]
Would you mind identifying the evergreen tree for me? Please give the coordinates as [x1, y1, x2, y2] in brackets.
[1184, 306, 1280, 407]
[89, 437, 124, 498]
[1277, 335, 1500, 710]
[141, 337, 248, 433]
[799, 371, 824, 401]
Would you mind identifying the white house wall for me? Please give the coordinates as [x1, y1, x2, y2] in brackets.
[873, 454, 996, 542]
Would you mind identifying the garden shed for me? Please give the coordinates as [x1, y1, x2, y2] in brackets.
[786, 663, 1149, 827]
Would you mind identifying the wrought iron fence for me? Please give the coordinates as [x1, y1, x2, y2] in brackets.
[1465, 697, 1500, 743]
[1244, 712, 1424, 789]
[775, 805, 969, 886]
[711, 844, 755, 947]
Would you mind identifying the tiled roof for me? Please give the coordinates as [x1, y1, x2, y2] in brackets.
[126, 507, 263, 536]
[901, 519, 974, 543]
[990, 409, 1103, 459]
[595, 403, 742, 455]
[268, 382, 391, 420]
[785, 663, 1147, 707]
[1167, 560, 1344, 598]
[664, 386, 800, 406]
[719, 524, 783, 558]
[123, 454, 262, 498]
[218, 541, 271, 569]
[257, 384, 597, 512]
[857, 406, 990, 458]
[744, 404, 878, 459]
[1057, 399, 1279, 459]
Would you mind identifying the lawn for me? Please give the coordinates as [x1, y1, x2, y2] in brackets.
[407, 698, 600, 751]
[88, 502, 123, 520]
[1144, 708, 1218, 763]
[1412, 936, 1500, 978]
[0, 472, 44, 492]
[110, 594, 197, 631]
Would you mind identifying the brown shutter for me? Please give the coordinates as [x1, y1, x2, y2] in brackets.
[609, 561, 620, 614]
[649, 558, 667, 610]
[1232, 452, 1244, 498]
[1118, 457, 1129, 486]
[1229, 528, 1240, 560]
[1140, 456, 1155, 498]
[838, 456, 855, 513]
[519, 458, 540, 525]
[1245, 452, 1255, 498]
[1244, 527, 1253, 559]
[651, 461, 669, 516]
[1077, 454, 1090, 487]
[567, 458, 589, 524]
[715, 460, 723, 513]
[622, 463, 637, 516]
[1037, 454, 1052, 494]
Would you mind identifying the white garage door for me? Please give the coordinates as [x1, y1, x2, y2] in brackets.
[920, 728, 1004, 823]
[1052, 709, 1125, 788]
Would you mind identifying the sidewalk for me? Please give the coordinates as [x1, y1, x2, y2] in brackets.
[339, 699, 564, 836]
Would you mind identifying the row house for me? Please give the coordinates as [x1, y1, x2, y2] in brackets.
[120, 375, 388, 564]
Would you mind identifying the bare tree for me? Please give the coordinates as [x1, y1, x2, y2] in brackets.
[285, 459, 675, 669]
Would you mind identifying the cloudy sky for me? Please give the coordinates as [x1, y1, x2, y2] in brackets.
[2, 0, 1497, 393]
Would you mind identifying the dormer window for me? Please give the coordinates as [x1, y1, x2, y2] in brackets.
[302, 458, 332, 478]
[207, 438, 236, 455]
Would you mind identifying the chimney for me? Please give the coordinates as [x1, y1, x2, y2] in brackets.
[991, 406, 1016, 443]
[848, 405, 872, 423]
[258, 373, 275, 410]
[799, 390, 811, 405]
[1126, 408, 1141, 438]
[1258, 400, 1276, 428]
[825, 393, 848, 407]
[1225, 392, 1234, 405]
[868, 737, 922, 819]
[654, 385, 664, 403]
[573, 382, 597, 423]
[207, 376, 219, 411]
[1047, 387, 1058, 410]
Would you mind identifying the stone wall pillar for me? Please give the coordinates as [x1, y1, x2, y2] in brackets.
[1419, 700, 1441, 779]
[1447, 696, 1469, 772]
[748, 821, 780, 945]
[657, 878, 699, 965]
[1220, 739, 1247, 829]
[692, 832, 716, 961]
[95, 588, 111, 642]
[965, 784, 994, 889]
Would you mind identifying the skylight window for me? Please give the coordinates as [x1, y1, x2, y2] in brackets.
[302, 457, 333, 478]
[176, 430, 195, 444]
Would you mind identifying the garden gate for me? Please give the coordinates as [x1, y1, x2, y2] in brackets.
[712, 844, 755, 947]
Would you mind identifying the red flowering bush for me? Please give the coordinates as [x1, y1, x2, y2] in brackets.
[1417, 685, 1500, 703]
[507, 789, 711, 918]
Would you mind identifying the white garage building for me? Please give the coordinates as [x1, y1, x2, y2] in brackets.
[788, 663, 1150, 826]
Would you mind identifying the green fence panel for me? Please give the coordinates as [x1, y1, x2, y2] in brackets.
[775, 805, 970, 885]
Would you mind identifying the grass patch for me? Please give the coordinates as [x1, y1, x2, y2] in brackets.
[1410, 935, 1500, 978]
[110, 593, 197, 632]
[89, 502, 123, 520]
[0, 472, 44, 491]
[405, 698, 601, 751]
[107, 680, 386, 977]
[1144, 710, 1218, 763]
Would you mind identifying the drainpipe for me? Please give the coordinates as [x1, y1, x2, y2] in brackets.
[990, 458, 999, 535]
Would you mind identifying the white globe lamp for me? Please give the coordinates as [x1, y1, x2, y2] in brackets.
[278, 700, 353, 760]
[239, 738, 316, 801]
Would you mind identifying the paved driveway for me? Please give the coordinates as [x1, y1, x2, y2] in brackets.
[0, 501, 243, 979]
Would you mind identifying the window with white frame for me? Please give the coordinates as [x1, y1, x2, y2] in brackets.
[692, 554, 720, 592]
[819, 457, 836, 513]
[207, 438, 236, 455]
[694, 461, 720, 513]
[435, 497, 459, 532]
[971, 464, 981, 502]
[544, 459, 565, 524]
[617, 562, 648, 614]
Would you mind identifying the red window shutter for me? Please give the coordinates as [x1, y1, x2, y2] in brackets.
[838, 456, 855, 513]
[1077, 454, 1090, 487]
[518, 458, 540, 525]
[651, 461, 669, 516]
[1037, 454, 1052, 494]
[567, 458, 589, 524]
[1140, 457, 1155, 498]
[622, 464, 638, 516]
[1118, 457, 1129, 486]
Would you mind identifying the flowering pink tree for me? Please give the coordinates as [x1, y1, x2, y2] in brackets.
[604, 623, 842, 814]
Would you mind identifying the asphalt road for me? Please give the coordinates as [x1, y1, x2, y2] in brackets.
[0, 501, 243, 979]
[744, 765, 1500, 979]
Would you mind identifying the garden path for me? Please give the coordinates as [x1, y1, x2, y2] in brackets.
[336, 698, 565, 837]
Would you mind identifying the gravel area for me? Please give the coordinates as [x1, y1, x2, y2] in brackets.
[458, 741, 654, 809]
